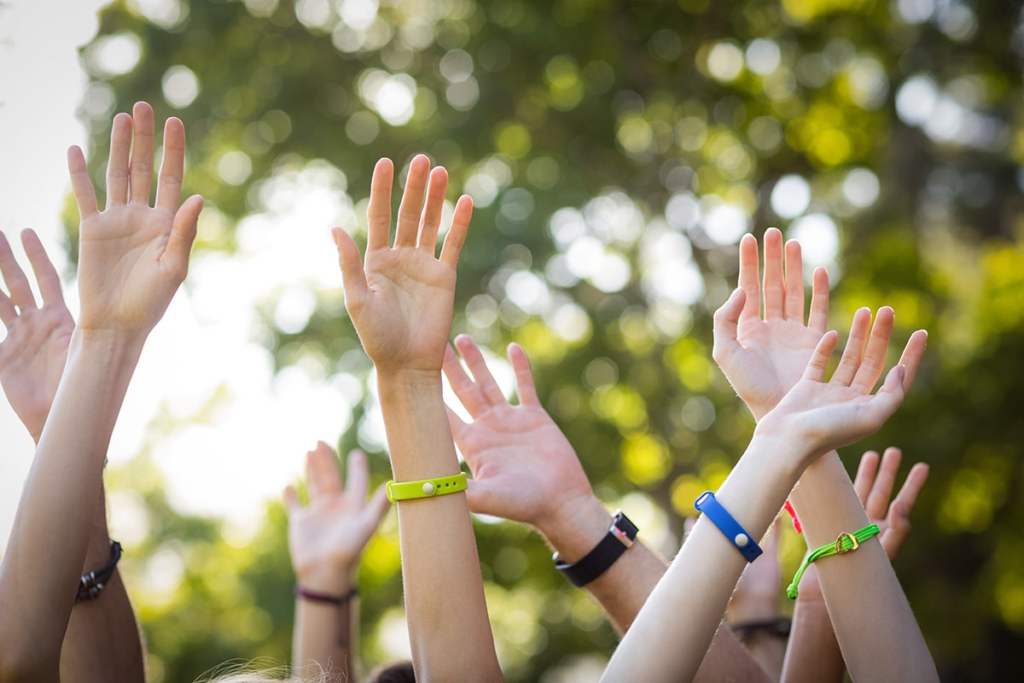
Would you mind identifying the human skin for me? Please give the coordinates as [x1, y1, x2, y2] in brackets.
[0, 101, 202, 682]
[284, 443, 390, 682]
[443, 334, 770, 682]
[0, 228, 145, 682]
[602, 308, 923, 682]
[711, 229, 938, 682]
[331, 155, 502, 682]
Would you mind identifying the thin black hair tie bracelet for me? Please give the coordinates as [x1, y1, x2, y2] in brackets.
[76, 540, 122, 603]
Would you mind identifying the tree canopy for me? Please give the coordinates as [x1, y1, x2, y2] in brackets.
[75, 0, 1024, 680]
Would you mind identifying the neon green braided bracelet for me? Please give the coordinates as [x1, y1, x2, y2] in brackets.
[786, 524, 881, 599]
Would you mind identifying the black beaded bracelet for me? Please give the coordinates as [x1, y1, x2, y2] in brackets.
[76, 541, 122, 603]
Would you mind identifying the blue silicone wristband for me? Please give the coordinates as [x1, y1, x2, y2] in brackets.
[694, 491, 763, 563]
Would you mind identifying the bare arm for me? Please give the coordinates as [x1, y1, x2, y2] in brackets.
[284, 444, 390, 681]
[443, 335, 770, 681]
[0, 229, 144, 681]
[0, 102, 202, 681]
[333, 156, 501, 682]
[712, 230, 937, 681]
[603, 311, 918, 682]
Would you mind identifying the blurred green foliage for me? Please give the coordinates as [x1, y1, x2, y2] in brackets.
[77, 0, 1024, 680]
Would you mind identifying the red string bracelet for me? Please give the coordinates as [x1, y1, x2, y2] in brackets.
[784, 500, 802, 533]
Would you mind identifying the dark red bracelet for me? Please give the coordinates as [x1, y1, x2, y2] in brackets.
[295, 586, 359, 605]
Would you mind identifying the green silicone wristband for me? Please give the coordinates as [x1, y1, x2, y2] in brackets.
[787, 523, 880, 599]
[386, 472, 468, 502]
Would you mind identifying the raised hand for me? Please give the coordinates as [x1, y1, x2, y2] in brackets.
[0, 230, 74, 442]
[797, 446, 929, 598]
[443, 334, 595, 530]
[284, 443, 390, 594]
[854, 447, 929, 560]
[69, 101, 203, 336]
[333, 155, 472, 374]
[755, 301, 928, 466]
[713, 229, 830, 420]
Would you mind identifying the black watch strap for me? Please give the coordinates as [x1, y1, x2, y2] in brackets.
[554, 510, 639, 587]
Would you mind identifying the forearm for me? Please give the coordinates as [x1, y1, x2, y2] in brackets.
[0, 330, 142, 678]
[780, 591, 843, 683]
[788, 453, 937, 681]
[60, 486, 145, 683]
[602, 436, 799, 683]
[541, 496, 769, 682]
[378, 370, 502, 682]
[292, 584, 358, 682]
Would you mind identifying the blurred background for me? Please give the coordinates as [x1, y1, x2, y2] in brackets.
[2, 0, 1023, 680]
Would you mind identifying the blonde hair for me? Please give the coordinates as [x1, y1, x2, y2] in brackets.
[195, 661, 338, 683]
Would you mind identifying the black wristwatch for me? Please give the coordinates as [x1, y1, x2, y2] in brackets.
[554, 510, 639, 587]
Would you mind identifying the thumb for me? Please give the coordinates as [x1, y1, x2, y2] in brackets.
[465, 477, 500, 517]
[332, 227, 369, 309]
[283, 485, 302, 517]
[712, 288, 745, 364]
[367, 483, 392, 528]
[164, 194, 204, 277]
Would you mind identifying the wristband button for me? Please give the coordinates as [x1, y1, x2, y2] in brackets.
[422, 482, 435, 495]
[735, 534, 749, 547]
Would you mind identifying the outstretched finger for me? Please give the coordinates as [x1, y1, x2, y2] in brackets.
[444, 344, 489, 416]
[896, 330, 928, 392]
[106, 112, 133, 208]
[737, 234, 761, 322]
[830, 308, 872, 386]
[763, 228, 785, 320]
[366, 484, 391, 528]
[366, 158, 394, 252]
[345, 448, 370, 503]
[712, 288, 745, 365]
[445, 404, 470, 444]
[308, 441, 344, 500]
[129, 102, 155, 204]
[802, 330, 839, 382]
[865, 447, 901, 520]
[439, 195, 472, 269]
[417, 166, 449, 254]
[807, 267, 830, 332]
[784, 240, 805, 322]
[454, 334, 505, 406]
[333, 228, 369, 312]
[883, 462, 928, 561]
[851, 307, 894, 393]
[853, 450, 880, 507]
[21, 230, 65, 305]
[68, 146, 99, 219]
[164, 194, 203, 278]
[508, 343, 539, 406]
[0, 232, 37, 311]
[155, 116, 186, 211]
[394, 155, 430, 247]
[0, 290, 15, 327]
[283, 485, 303, 516]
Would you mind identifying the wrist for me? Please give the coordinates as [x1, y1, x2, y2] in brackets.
[749, 420, 819, 475]
[375, 366, 443, 387]
[538, 493, 611, 563]
[295, 562, 359, 595]
[72, 326, 146, 361]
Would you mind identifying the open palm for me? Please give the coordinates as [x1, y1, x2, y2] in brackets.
[0, 230, 74, 441]
[443, 335, 594, 527]
[69, 102, 203, 335]
[284, 443, 390, 593]
[334, 155, 472, 373]
[713, 230, 830, 420]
